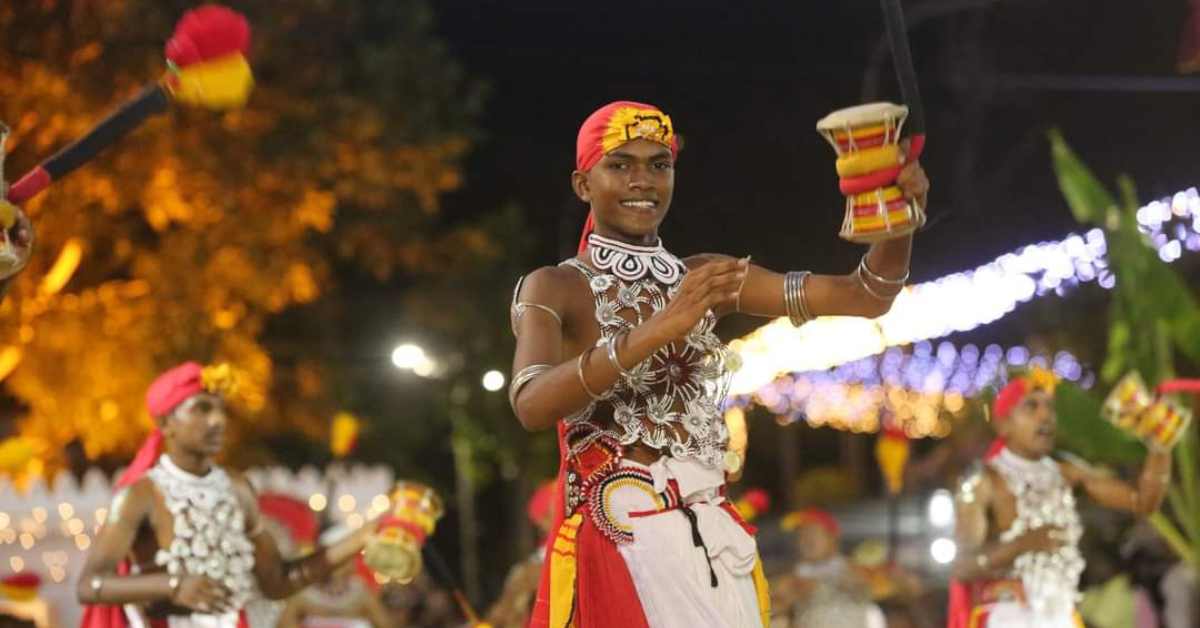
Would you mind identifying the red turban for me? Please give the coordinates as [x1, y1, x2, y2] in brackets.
[146, 361, 205, 418]
[575, 101, 677, 172]
[987, 367, 1059, 460]
[992, 378, 1029, 423]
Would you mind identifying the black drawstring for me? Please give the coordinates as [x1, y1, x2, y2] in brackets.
[680, 504, 718, 587]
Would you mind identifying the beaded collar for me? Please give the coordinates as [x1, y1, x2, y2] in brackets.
[587, 233, 686, 284]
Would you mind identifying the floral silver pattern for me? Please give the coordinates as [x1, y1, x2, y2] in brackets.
[561, 238, 734, 470]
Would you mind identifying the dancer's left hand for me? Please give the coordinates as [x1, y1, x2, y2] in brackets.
[897, 139, 929, 209]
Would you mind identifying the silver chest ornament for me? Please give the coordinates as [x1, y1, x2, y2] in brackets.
[565, 234, 737, 471]
[148, 456, 258, 610]
[990, 448, 1085, 619]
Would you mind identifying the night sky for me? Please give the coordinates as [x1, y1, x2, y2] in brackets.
[433, 0, 1196, 301]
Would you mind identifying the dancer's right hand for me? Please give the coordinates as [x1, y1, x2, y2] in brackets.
[172, 575, 233, 614]
[1017, 525, 1066, 554]
[650, 258, 747, 340]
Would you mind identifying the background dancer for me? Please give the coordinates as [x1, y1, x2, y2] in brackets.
[949, 368, 1173, 628]
[76, 362, 386, 628]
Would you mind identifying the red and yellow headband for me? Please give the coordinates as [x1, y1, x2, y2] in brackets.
[992, 367, 1058, 422]
[575, 100, 678, 171]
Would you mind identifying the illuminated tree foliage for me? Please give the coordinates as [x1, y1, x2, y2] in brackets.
[0, 0, 487, 472]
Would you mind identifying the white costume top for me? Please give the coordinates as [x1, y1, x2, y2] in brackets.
[136, 455, 258, 628]
[987, 447, 1085, 626]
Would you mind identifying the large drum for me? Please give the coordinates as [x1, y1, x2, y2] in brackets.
[362, 481, 444, 584]
[816, 102, 924, 243]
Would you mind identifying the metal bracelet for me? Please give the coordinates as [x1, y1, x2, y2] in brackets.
[576, 348, 606, 400]
[91, 575, 105, 601]
[605, 331, 635, 380]
[856, 265, 902, 301]
[784, 271, 813, 326]
[859, 254, 909, 286]
[508, 363, 552, 409]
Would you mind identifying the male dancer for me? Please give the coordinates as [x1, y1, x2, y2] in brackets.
[77, 362, 384, 627]
[509, 100, 929, 627]
[949, 368, 1173, 627]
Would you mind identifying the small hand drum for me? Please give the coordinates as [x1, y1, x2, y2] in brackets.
[1102, 372, 1193, 450]
[362, 480, 444, 584]
[816, 102, 924, 243]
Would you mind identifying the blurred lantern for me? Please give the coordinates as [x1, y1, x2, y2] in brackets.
[362, 481, 443, 584]
[875, 424, 910, 495]
[330, 412, 362, 459]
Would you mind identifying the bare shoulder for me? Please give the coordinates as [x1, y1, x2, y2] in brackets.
[105, 478, 156, 527]
[957, 461, 997, 505]
[683, 253, 736, 270]
[517, 264, 586, 306]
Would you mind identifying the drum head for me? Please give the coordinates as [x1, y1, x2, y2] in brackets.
[817, 102, 908, 132]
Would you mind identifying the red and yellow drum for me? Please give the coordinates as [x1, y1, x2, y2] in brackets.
[363, 480, 444, 584]
[1103, 372, 1193, 449]
[816, 102, 924, 243]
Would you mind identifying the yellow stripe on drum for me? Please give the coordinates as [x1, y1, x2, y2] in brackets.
[832, 123, 889, 142]
[851, 208, 914, 231]
[851, 186, 903, 206]
[835, 145, 902, 178]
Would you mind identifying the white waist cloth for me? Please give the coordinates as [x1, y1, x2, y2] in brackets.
[167, 613, 241, 628]
[302, 619, 372, 628]
[610, 457, 762, 628]
[982, 601, 1078, 628]
[124, 607, 240, 628]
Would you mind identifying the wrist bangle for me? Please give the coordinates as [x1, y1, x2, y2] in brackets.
[577, 347, 607, 400]
[855, 263, 903, 301]
[168, 575, 180, 599]
[605, 331, 634, 380]
[91, 576, 105, 601]
[859, 254, 909, 286]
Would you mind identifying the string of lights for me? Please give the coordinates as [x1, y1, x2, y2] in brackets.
[725, 187, 1197, 434]
[727, 341, 1088, 437]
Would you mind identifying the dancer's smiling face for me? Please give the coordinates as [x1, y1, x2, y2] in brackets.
[572, 139, 675, 244]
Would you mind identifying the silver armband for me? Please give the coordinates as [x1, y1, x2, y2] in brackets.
[508, 364, 553, 409]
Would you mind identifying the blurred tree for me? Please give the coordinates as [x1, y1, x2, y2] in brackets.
[0, 0, 487, 471]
